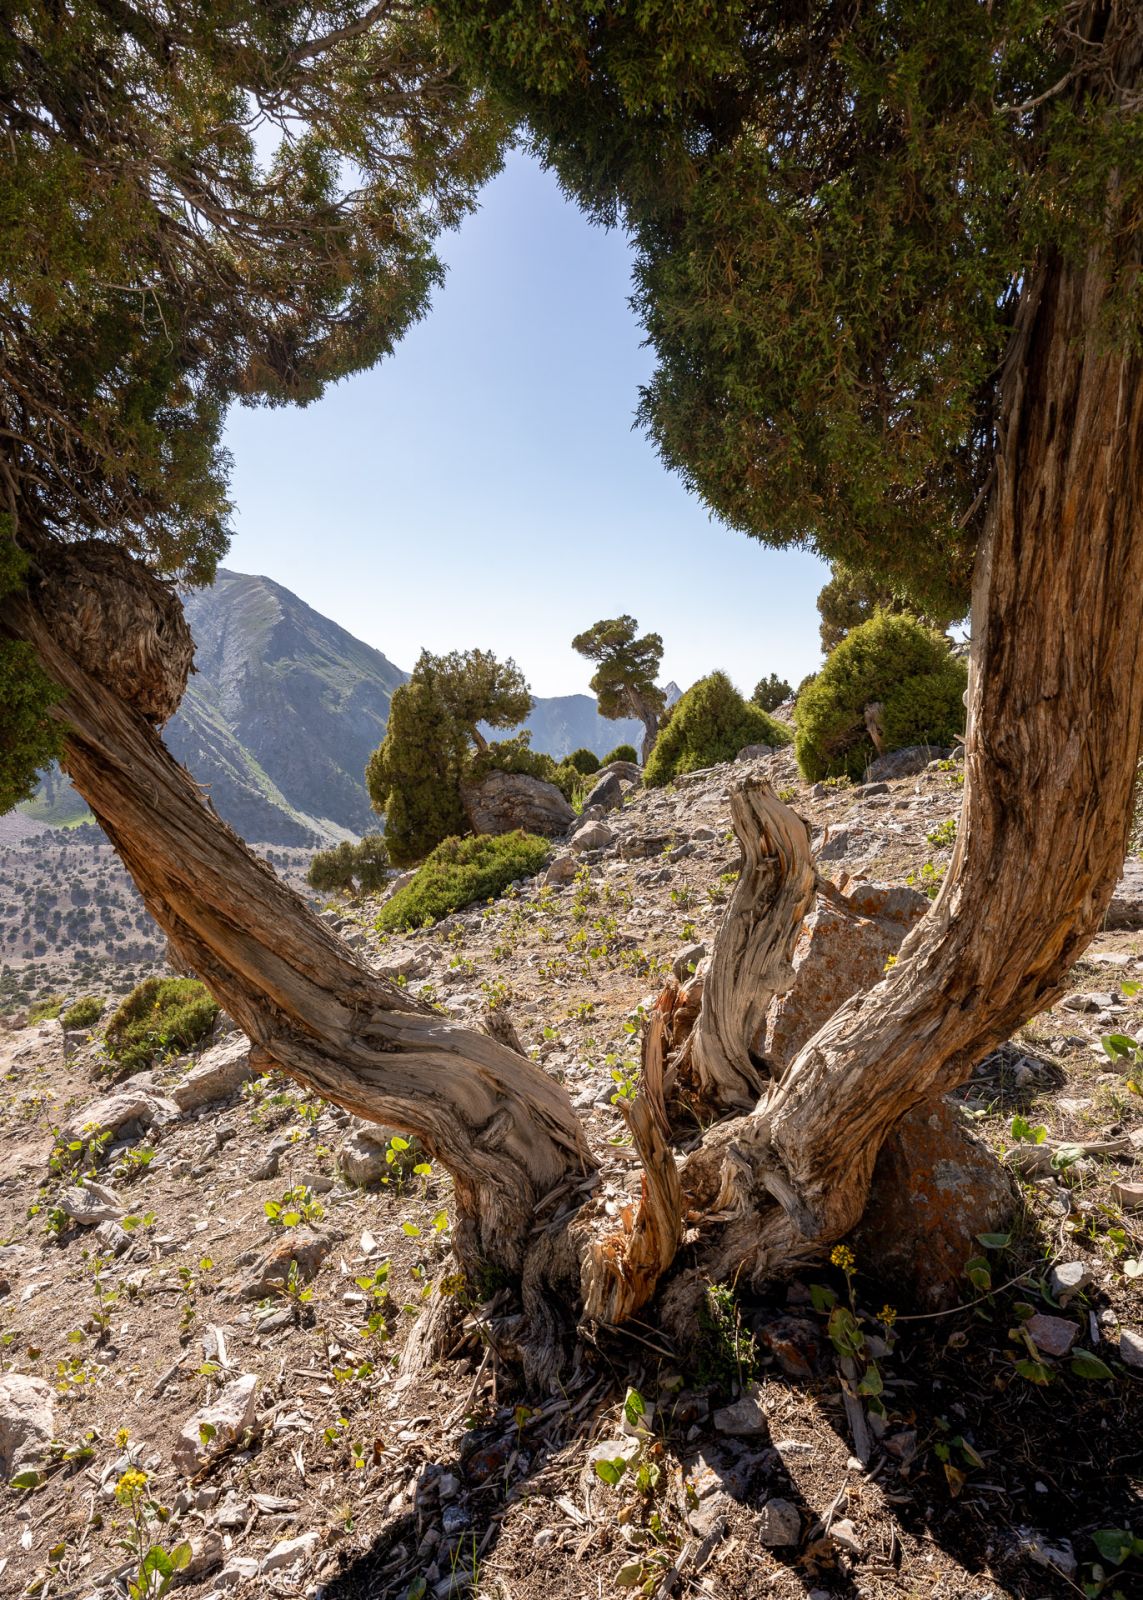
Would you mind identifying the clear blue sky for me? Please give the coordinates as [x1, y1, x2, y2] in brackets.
[223, 150, 829, 699]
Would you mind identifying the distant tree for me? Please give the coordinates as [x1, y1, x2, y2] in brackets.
[644, 672, 792, 787]
[751, 674, 792, 714]
[307, 834, 390, 897]
[601, 743, 638, 766]
[366, 648, 533, 864]
[565, 748, 601, 776]
[572, 616, 666, 763]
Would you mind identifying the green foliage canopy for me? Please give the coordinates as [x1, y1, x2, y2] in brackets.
[438, 2, 1143, 618]
[307, 833, 390, 897]
[572, 616, 666, 730]
[794, 612, 967, 782]
[644, 671, 791, 787]
[751, 674, 791, 714]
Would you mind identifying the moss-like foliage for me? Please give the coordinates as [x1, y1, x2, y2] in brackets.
[61, 995, 103, 1030]
[602, 743, 638, 765]
[307, 833, 389, 897]
[104, 976, 219, 1076]
[644, 672, 792, 787]
[566, 747, 600, 776]
[794, 612, 967, 783]
[376, 831, 551, 932]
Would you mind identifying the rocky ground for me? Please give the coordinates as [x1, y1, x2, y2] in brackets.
[0, 749, 1140, 1600]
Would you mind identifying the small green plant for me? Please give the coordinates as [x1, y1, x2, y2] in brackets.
[27, 996, 63, 1024]
[85, 1252, 118, 1343]
[114, 1466, 192, 1600]
[276, 1257, 315, 1322]
[697, 1282, 758, 1390]
[926, 817, 958, 848]
[1084, 1529, 1143, 1598]
[905, 859, 946, 899]
[48, 1121, 112, 1181]
[61, 995, 103, 1030]
[353, 1260, 393, 1342]
[264, 1184, 325, 1229]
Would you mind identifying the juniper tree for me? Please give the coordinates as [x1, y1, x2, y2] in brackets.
[571, 615, 666, 763]
[751, 674, 791, 714]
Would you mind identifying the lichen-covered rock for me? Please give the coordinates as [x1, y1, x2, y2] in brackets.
[762, 880, 929, 1066]
[851, 1098, 1015, 1310]
[460, 771, 575, 838]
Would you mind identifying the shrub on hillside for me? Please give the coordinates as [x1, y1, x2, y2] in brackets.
[794, 611, 967, 782]
[307, 834, 389, 896]
[104, 976, 219, 1075]
[27, 996, 62, 1024]
[602, 743, 638, 765]
[644, 672, 792, 787]
[376, 832, 551, 932]
[752, 673, 792, 712]
[472, 737, 583, 805]
[62, 995, 103, 1030]
[565, 748, 600, 775]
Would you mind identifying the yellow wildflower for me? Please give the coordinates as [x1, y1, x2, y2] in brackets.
[114, 1468, 147, 1505]
[115, 1427, 130, 1449]
[830, 1245, 855, 1272]
[879, 1305, 898, 1328]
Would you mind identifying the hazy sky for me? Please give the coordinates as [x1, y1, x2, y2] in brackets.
[223, 150, 829, 699]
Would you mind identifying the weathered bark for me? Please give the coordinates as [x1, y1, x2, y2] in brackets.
[3, 544, 593, 1281]
[671, 780, 816, 1112]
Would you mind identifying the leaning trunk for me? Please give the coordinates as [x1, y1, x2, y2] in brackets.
[2, 547, 592, 1282]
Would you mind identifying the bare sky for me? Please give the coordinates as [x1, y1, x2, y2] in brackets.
[223, 150, 829, 698]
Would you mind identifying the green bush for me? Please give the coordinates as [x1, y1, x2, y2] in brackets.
[61, 995, 103, 1030]
[565, 747, 600, 775]
[794, 611, 967, 782]
[602, 743, 638, 765]
[27, 996, 62, 1024]
[376, 832, 551, 932]
[752, 673, 792, 712]
[307, 833, 389, 896]
[473, 737, 581, 803]
[104, 977, 219, 1075]
[644, 672, 792, 787]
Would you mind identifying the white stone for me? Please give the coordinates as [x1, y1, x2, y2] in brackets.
[0, 1374, 56, 1479]
[171, 1036, 253, 1111]
[260, 1532, 319, 1572]
[1119, 1328, 1143, 1371]
[172, 1373, 259, 1474]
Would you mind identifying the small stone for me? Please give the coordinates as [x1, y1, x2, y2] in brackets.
[1018, 1529, 1077, 1579]
[712, 1387, 769, 1437]
[1048, 1260, 1093, 1304]
[544, 853, 578, 886]
[441, 1502, 470, 1536]
[172, 1373, 259, 1474]
[1025, 1313, 1078, 1357]
[213, 1557, 259, 1589]
[260, 1532, 319, 1573]
[830, 1518, 863, 1556]
[59, 1180, 128, 1227]
[757, 1498, 802, 1548]
[1119, 1329, 1143, 1371]
[230, 1229, 332, 1300]
[1061, 990, 1119, 1013]
[569, 819, 615, 854]
[1112, 1179, 1143, 1211]
[757, 1316, 826, 1379]
[672, 942, 707, 982]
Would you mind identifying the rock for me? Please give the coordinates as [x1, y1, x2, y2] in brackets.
[336, 1120, 399, 1186]
[545, 852, 579, 886]
[712, 1386, 769, 1438]
[260, 1532, 319, 1573]
[1062, 990, 1119, 1012]
[757, 1498, 802, 1548]
[757, 1317, 826, 1379]
[1119, 1329, 1143, 1370]
[673, 942, 707, 982]
[172, 1373, 259, 1474]
[814, 826, 863, 862]
[59, 1179, 128, 1226]
[618, 830, 674, 861]
[853, 781, 890, 797]
[763, 880, 929, 1065]
[230, 1229, 332, 1300]
[59, 1085, 180, 1145]
[1112, 1179, 1143, 1210]
[865, 745, 954, 781]
[598, 760, 641, 785]
[213, 1557, 259, 1590]
[171, 1036, 253, 1111]
[460, 770, 573, 839]
[851, 1098, 1015, 1311]
[1106, 858, 1143, 930]
[1048, 1260, 1093, 1304]
[175, 1531, 224, 1583]
[1025, 1313, 1078, 1357]
[0, 1374, 56, 1479]
[736, 744, 775, 761]
[569, 819, 615, 854]
[830, 1518, 863, 1557]
[580, 771, 624, 813]
[1018, 1529, 1077, 1579]
[373, 948, 431, 982]
[94, 1220, 131, 1256]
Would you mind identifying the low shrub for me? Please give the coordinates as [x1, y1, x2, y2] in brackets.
[565, 747, 600, 776]
[104, 977, 219, 1075]
[376, 832, 551, 932]
[473, 737, 581, 803]
[644, 672, 792, 787]
[602, 743, 638, 765]
[27, 996, 62, 1024]
[794, 611, 966, 782]
[307, 833, 389, 896]
[61, 995, 103, 1030]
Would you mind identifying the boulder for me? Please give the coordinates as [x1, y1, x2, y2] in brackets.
[762, 880, 929, 1066]
[736, 743, 775, 762]
[58, 1179, 128, 1226]
[850, 1098, 1015, 1311]
[569, 819, 615, 854]
[1107, 857, 1143, 930]
[59, 1084, 180, 1146]
[865, 745, 955, 781]
[0, 1374, 56, 1480]
[460, 771, 574, 838]
[337, 1119, 399, 1186]
[171, 1035, 253, 1112]
[544, 852, 579, 886]
[597, 760, 641, 785]
[580, 771, 624, 813]
[172, 1373, 259, 1474]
